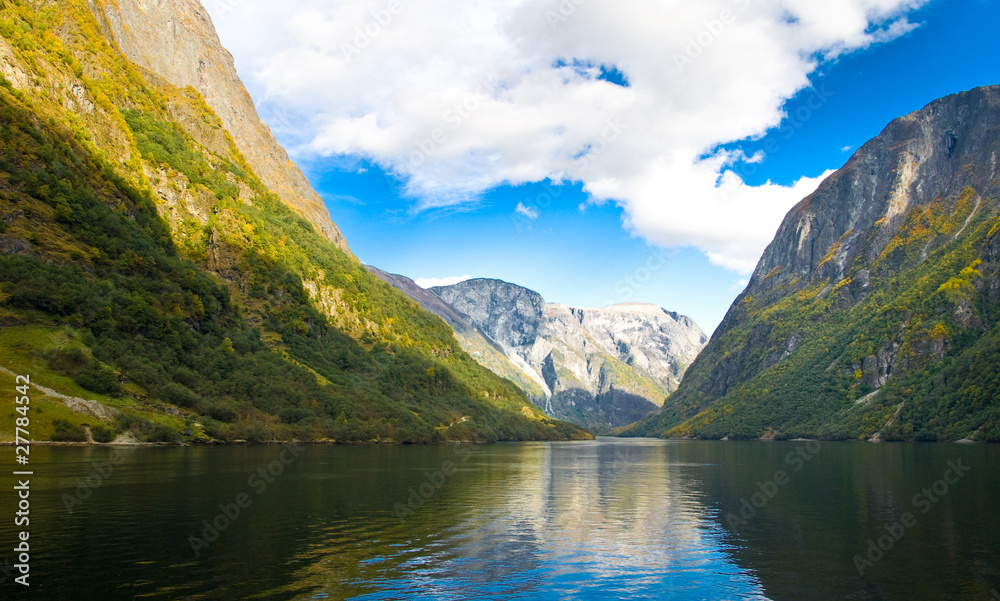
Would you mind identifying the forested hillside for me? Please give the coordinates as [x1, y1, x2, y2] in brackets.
[0, 0, 587, 443]
[626, 86, 1000, 442]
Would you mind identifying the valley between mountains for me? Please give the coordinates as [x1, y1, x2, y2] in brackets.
[367, 270, 707, 433]
[0, 0, 998, 444]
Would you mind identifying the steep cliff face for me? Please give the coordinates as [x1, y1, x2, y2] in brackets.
[748, 85, 1000, 301]
[430, 279, 707, 430]
[0, 0, 588, 444]
[436, 279, 548, 352]
[627, 85, 1000, 442]
[93, 0, 350, 253]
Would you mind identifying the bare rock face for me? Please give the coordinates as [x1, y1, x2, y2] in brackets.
[430, 278, 708, 430]
[627, 85, 1000, 442]
[747, 85, 1000, 301]
[93, 0, 351, 254]
[712, 85, 1000, 391]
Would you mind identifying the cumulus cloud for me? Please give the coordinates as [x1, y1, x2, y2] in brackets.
[207, 0, 927, 272]
[414, 275, 473, 289]
[515, 202, 539, 220]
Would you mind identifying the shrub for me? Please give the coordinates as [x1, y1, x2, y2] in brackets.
[202, 420, 232, 442]
[148, 424, 181, 443]
[239, 419, 271, 443]
[51, 419, 86, 442]
[157, 382, 201, 409]
[75, 364, 122, 396]
[48, 347, 89, 372]
[47, 348, 121, 396]
[90, 424, 115, 443]
[207, 403, 237, 423]
[115, 414, 155, 439]
[278, 407, 313, 424]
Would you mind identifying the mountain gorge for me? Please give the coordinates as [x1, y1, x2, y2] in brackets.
[385, 277, 707, 431]
[627, 85, 1000, 442]
[0, 0, 587, 443]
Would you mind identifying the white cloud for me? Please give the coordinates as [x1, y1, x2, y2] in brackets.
[515, 202, 539, 220]
[414, 275, 473, 289]
[207, 0, 927, 273]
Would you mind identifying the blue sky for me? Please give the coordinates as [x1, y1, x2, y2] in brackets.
[207, 0, 999, 334]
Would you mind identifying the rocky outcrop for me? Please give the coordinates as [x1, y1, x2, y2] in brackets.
[92, 0, 351, 253]
[627, 86, 1000, 442]
[436, 279, 547, 351]
[429, 278, 708, 430]
[746, 85, 1000, 302]
[717, 85, 1000, 395]
[365, 268, 549, 401]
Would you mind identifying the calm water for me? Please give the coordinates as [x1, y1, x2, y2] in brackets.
[1, 439, 998, 600]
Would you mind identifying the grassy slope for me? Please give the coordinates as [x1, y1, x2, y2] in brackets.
[0, 0, 589, 443]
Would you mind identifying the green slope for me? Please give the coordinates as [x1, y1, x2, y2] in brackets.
[626, 87, 1000, 443]
[628, 194, 1000, 441]
[0, 0, 588, 443]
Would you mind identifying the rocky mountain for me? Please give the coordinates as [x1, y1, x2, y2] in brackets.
[429, 278, 708, 430]
[97, 0, 350, 253]
[0, 0, 588, 444]
[365, 267, 548, 401]
[626, 85, 1000, 442]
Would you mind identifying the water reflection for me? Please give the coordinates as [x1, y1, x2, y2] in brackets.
[687, 441, 1000, 601]
[2, 440, 997, 600]
[280, 440, 768, 600]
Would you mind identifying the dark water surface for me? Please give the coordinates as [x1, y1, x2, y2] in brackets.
[1, 439, 997, 600]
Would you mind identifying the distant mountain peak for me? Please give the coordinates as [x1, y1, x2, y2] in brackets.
[420, 277, 707, 431]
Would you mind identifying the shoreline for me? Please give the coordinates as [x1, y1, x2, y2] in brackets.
[0, 437, 987, 446]
[0, 439, 501, 447]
